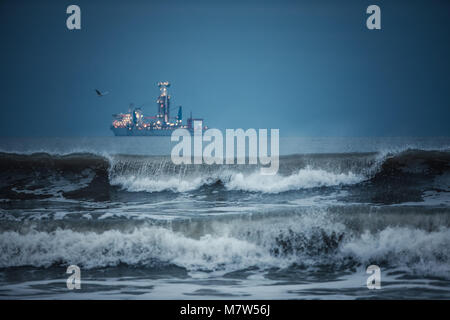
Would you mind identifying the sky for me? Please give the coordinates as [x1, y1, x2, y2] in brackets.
[0, 0, 449, 137]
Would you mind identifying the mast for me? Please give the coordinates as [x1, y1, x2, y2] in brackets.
[157, 81, 170, 124]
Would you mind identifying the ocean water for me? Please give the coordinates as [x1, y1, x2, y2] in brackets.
[0, 136, 449, 299]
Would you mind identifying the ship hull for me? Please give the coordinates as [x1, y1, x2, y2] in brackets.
[111, 126, 192, 136]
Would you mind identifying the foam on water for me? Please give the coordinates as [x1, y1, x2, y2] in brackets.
[110, 167, 364, 193]
[1, 211, 449, 279]
[1, 141, 450, 298]
[225, 167, 363, 193]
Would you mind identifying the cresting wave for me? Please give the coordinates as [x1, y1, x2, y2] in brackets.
[0, 211, 449, 279]
[0, 149, 449, 280]
[0, 148, 448, 197]
[111, 167, 363, 193]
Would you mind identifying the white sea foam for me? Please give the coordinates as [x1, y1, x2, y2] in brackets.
[0, 227, 277, 271]
[224, 168, 363, 193]
[1, 217, 449, 279]
[110, 167, 364, 194]
[111, 175, 209, 193]
[340, 226, 450, 278]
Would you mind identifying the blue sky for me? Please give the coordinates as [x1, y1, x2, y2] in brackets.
[1, 0, 449, 136]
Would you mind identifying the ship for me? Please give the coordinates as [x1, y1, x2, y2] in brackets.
[110, 81, 206, 136]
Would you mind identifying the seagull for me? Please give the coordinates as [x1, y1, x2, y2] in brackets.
[95, 89, 109, 97]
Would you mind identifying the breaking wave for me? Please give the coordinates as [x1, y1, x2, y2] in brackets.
[1, 143, 449, 298]
[224, 169, 362, 193]
[0, 148, 448, 198]
[0, 211, 449, 279]
[110, 168, 363, 193]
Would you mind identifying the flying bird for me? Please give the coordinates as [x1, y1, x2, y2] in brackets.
[95, 89, 109, 97]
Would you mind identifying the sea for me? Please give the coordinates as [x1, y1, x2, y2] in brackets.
[0, 136, 449, 299]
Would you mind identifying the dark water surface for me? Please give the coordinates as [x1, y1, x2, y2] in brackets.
[0, 137, 449, 299]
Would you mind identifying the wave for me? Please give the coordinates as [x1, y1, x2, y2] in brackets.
[224, 169, 362, 193]
[110, 168, 363, 193]
[0, 149, 449, 198]
[1, 211, 449, 278]
[0, 152, 110, 201]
